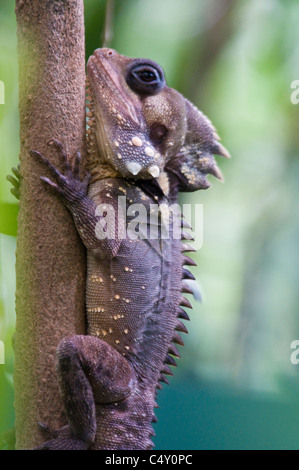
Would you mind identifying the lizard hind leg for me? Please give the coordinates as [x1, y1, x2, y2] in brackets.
[35, 335, 135, 450]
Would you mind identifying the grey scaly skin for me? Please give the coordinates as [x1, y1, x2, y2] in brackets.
[19, 48, 229, 450]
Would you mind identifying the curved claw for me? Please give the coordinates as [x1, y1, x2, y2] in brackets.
[40, 176, 61, 192]
[34, 422, 89, 450]
[34, 436, 90, 450]
[31, 150, 62, 178]
[37, 421, 60, 439]
[31, 145, 89, 205]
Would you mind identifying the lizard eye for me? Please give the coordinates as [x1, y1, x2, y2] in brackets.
[126, 62, 166, 95]
[138, 70, 156, 82]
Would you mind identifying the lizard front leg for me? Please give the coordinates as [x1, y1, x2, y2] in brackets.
[36, 335, 134, 450]
[31, 142, 122, 258]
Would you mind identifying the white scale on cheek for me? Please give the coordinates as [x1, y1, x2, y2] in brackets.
[131, 136, 143, 147]
[113, 133, 159, 177]
[144, 146, 155, 157]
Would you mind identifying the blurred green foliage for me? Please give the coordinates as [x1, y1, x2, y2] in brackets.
[1, 0, 299, 450]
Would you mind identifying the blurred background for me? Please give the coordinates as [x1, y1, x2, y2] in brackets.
[1, 0, 299, 450]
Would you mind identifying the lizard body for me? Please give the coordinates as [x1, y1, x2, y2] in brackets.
[30, 48, 229, 450]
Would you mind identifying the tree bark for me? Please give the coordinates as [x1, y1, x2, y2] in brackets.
[14, 0, 86, 449]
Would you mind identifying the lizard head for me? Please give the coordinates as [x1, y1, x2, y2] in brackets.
[86, 48, 187, 182]
[86, 48, 229, 191]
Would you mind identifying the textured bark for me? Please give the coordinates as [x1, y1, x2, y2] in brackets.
[14, 0, 86, 449]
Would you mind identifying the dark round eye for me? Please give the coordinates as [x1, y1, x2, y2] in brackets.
[126, 61, 166, 95]
[138, 70, 156, 82]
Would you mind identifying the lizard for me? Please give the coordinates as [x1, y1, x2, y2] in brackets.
[15, 48, 229, 450]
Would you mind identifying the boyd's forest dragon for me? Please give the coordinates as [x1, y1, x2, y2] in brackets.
[24, 48, 229, 450]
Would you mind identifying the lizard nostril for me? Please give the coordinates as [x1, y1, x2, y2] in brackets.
[107, 50, 114, 57]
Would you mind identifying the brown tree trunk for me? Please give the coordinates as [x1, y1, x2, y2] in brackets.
[14, 0, 86, 449]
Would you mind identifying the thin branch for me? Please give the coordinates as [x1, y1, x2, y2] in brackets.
[14, 0, 86, 449]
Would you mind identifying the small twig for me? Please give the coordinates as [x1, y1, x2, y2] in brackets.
[102, 0, 115, 48]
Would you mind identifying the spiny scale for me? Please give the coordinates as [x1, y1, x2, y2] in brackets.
[181, 243, 197, 253]
[183, 268, 195, 280]
[156, 237, 196, 392]
[176, 320, 188, 334]
[162, 364, 173, 376]
[182, 255, 197, 267]
[164, 354, 177, 367]
[159, 374, 169, 385]
[168, 344, 181, 359]
[177, 308, 190, 321]
[180, 296, 192, 309]
[181, 282, 195, 296]
[181, 231, 194, 241]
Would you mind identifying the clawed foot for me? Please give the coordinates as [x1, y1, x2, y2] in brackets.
[35, 422, 90, 450]
[31, 140, 90, 207]
[35, 437, 90, 450]
[6, 165, 21, 200]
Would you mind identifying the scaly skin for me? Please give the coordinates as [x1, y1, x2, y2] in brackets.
[28, 48, 229, 450]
